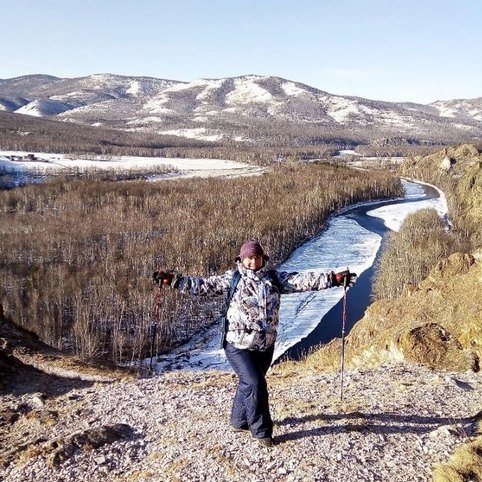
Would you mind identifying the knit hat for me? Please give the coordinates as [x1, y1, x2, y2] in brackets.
[238, 240, 265, 261]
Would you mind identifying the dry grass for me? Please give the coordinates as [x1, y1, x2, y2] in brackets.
[433, 436, 482, 482]
[432, 417, 482, 482]
[399, 143, 482, 248]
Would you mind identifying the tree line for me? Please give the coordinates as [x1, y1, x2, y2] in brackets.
[3, 110, 476, 163]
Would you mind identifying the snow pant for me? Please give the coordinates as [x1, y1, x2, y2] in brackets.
[224, 342, 274, 439]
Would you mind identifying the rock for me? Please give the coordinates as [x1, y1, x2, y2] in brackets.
[94, 455, 107, 465]
[30, 394, 47, 408]
[399, 323, 478, 371]
[441, 157, 454, 171]
[451, 378, 475, 391]
[0, 408, 20, 426]
[47, 423, 135, 467]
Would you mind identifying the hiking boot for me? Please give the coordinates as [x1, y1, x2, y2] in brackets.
[256, 437, 274, 448]
[230, 424, 249, 433]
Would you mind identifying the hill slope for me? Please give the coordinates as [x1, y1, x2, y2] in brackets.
[306, 249, 482, 372]
[1, 343, 481, 481]
[2, 73, 482, 145]
[399, 143, 482, 244]
[305, 145, 482, 372]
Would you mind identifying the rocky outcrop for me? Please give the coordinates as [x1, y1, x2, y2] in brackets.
[399, 143, 482, 245]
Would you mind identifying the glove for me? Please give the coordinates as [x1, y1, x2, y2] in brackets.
[152, 270, 175, 286]
[331, 270, 357, 288]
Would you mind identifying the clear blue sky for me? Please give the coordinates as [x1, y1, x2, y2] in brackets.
[1, 0, 481, 103]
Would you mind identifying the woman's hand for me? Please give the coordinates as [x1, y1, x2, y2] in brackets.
[152, 270, 175, 286]
[332, 270, 357, 288]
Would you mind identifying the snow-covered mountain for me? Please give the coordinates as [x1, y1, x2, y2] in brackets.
[1, 73, 481, 144]
[431, 97, 482, 122]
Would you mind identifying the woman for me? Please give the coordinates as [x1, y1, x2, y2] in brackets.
[154, 240, 356, 447]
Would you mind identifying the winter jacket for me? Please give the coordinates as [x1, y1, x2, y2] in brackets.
[175, 263, 334, 351]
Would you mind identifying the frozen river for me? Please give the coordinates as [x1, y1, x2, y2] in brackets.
[152, 179, 449, 372]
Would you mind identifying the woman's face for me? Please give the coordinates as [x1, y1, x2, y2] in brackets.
[242, 254, 264, 271]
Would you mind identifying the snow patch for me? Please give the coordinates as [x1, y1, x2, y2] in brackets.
[226, 78, 274, 105]
[126, 80, 143, 96]
[338, 150, 362, 156]
[436, 106, 458, 118]
[469, 109, 482, 120]
[0, 151, 261, 178]
[164, 82, 194, 93]
[281, 82, 308, 97]
[326, 97, 361, 122]
[15, 102, 43, 117]
[157, 128, 223, 142]
[143, 96, 171, 113]
[195, 79, 225, 100]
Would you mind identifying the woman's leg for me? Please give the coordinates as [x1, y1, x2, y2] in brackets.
[225, 343, 274, 439]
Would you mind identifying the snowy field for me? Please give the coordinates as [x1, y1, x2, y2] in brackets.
[0, 151, 265, 179]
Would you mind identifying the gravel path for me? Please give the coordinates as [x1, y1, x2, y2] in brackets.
[2, 363, 481, 481]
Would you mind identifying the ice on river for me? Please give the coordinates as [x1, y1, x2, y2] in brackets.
[152, 180, 448, 373]
[273, 216, 381, 360]
[367, 180, 450, 232]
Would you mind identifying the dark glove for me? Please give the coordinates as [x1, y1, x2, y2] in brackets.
[331, 270, 357, 288]
[152, 270, 175, 286]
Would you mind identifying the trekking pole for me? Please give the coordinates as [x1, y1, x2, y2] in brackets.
[150, 280, 163, 372]
[340, 269, 349, 403]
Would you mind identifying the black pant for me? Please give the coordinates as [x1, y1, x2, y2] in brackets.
[224, 343, 274, 439]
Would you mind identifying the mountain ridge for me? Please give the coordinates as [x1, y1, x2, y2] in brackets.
[1, 73, 482, 145]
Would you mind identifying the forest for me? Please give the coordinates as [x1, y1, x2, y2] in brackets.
[0, 162, 402, 363]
